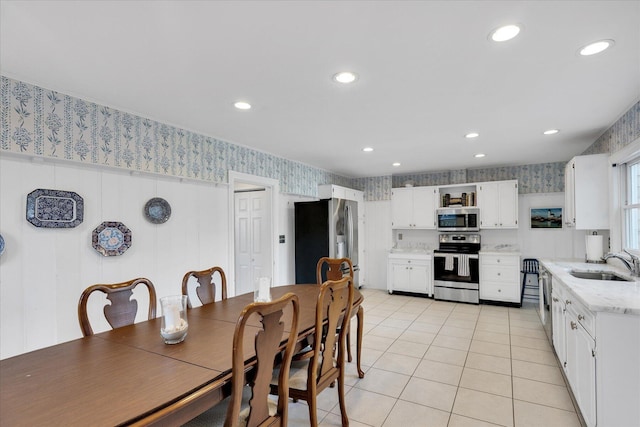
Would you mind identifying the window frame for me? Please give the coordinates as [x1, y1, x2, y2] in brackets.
[622, 159, 640, 249]
[610, 136, 640, 253]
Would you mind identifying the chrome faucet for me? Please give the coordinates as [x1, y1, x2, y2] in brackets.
[603, 250, 640, 276]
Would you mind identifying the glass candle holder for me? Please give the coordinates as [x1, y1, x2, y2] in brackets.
[160, 295, 188, 344]
[254, 277, 272, 302]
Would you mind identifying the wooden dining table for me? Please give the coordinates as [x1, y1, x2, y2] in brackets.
[0, 284, 363, 426]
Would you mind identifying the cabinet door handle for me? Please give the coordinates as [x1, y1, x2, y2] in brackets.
[570, 321, 578, 330]
[498, 289, 502, 292]
[552, 297, 559, 302]
[565, 299, 572, 305]
[578, 314, 584, 321]
[497, 272, 501, 276]
[497, 259, 501, 263]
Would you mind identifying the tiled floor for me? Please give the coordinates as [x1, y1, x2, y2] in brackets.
[285, 289, 583, 427]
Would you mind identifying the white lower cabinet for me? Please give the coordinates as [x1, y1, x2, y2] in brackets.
[479, 253, 521, 303]
[564, 300, 597, 427]
[551, 278, 640, 427]
[387, 254, 432, 296]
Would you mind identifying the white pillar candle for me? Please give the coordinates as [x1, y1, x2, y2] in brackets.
[164, 305, 181, 331]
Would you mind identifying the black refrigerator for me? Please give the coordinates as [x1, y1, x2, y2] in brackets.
[294, 198, 359, 286]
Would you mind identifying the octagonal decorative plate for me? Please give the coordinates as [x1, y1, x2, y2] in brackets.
[92, 221, 132, 256]
[144, 197, 171, 224]
[26, 189, 84, 228]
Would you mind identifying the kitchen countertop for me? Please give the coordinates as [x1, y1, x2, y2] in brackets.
[479, 250, 521, 256]
[480, 244, 520, 255]
[540, 259, 640, 316]
[388, 249, 432, 259]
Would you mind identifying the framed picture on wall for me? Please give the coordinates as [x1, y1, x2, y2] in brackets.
[530, 207, 563, 229]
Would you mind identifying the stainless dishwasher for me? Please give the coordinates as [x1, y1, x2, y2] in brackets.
[539, 266, 552, 344]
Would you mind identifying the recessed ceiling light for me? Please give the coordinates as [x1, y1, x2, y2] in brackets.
[490, 24, 521, 42]
[333, 71, 358, 84]
[465, 132, 480, 139]
[474, 153, 486, 158]
[579, 39, 614, 56]
[543, 129, 559, 135]
[234, 101, 251, 110]
[392, 162, 401, 167]
[363, 147, 374, 152]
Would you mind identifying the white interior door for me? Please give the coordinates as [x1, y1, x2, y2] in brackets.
[234, 189, 272, 295]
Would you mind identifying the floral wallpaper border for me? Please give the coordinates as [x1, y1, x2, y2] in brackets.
[2, 76, 637, 202]
[0, 76, 352, 196]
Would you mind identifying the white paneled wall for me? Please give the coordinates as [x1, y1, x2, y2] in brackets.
[0, 155, 230, 359]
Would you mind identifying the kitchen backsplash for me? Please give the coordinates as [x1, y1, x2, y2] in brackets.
[2, 76, 637, 201]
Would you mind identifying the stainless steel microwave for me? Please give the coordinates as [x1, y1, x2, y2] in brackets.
[436, 207, 480, 232]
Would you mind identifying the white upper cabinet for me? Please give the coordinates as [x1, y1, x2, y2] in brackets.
[564, 154, 609, 229]
[477, 180, 518, 229]
[391, 186, 438, 229]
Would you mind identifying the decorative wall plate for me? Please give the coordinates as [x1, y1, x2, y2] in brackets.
[144, 197, 171, 224]
[26, 189, 84, 228]
[92, 221, 132, 256]
[0, 234, 5, 256]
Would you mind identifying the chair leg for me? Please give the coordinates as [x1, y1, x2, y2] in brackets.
[356, 306, 364, 378]
[346, 323, 353, 363]
[308, 393, 319, 427]
[338, 370, 349, 426]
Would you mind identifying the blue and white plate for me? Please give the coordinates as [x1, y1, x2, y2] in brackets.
[26, 188, 84, 228]
[0, 234, 5, 256]
[144, 197, 171, 224]
[92, 222, 132, 256]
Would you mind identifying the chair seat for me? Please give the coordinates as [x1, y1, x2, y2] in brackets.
[183, 386, 277, 427]
[271, 356, 330, 391]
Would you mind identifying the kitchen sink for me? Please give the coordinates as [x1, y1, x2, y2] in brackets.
[569, 270, 632, 281]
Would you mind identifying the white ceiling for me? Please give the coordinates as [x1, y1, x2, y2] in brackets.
[1, 1, 639, 178]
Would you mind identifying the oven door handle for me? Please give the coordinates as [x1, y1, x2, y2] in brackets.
[434, 253, 479, 260]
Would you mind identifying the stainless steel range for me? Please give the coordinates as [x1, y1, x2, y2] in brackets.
[433, 234, 480, 304]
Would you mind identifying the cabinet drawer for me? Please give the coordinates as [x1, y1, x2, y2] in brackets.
[482, 265, 519, 283]
[481, 282, 519, 302]
[567, 297, 595, 338]
[481, 254, 519, 266]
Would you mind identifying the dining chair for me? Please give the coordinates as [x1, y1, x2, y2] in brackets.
[272, 276, 354, 427]
[182, 266, 227, 308]
[316, 257, 365, 378]
[184, 292, 300, 427]
[77, 277, 157, 337]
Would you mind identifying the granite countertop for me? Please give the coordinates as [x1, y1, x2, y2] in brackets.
[388, 248, 432, 258]
[479, 244, 520, 255]
[540, 259, 640, 316]
[479, 250, 521, 256]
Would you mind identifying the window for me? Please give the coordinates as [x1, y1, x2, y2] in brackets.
[624, 158, 640, 249]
